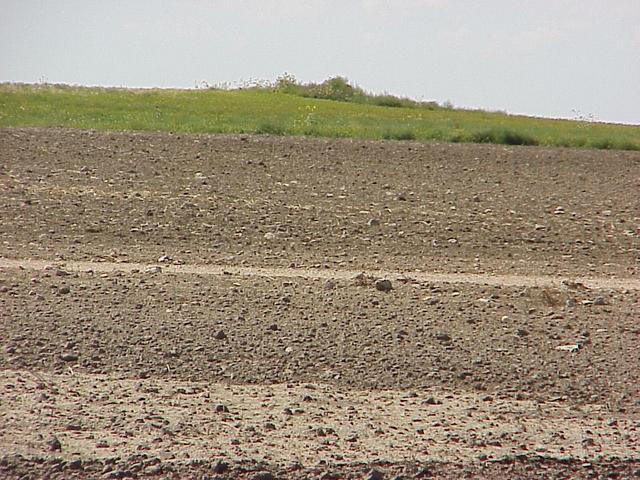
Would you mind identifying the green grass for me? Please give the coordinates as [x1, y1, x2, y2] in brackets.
[1, 82, 639, 150]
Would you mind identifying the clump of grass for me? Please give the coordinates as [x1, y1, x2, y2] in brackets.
[254, 122, 286, 135]
[382, 129, 416, 141]
[585, 137, 640, 150]
[471, 129, 539, 146]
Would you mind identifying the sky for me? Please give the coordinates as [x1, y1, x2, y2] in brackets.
[1, 0, 639, 124]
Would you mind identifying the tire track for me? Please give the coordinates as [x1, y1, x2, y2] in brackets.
[1, 257, 638, 290]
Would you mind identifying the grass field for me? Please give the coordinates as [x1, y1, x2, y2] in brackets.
[1, 82, 639, 150]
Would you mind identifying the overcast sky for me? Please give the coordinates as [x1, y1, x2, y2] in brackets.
[2, 0, 639, 124]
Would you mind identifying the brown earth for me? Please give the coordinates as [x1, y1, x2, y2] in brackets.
[1, 128, 639, 276]
[1, 128, 639, 479]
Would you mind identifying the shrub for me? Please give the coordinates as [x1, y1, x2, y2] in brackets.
[272, 74, 440, 110]
[371, 95, 405, 108]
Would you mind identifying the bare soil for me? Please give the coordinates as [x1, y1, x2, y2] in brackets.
[1, 128, 639, 479]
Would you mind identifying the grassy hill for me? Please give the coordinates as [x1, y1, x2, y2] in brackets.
[1, 79, 639, 150]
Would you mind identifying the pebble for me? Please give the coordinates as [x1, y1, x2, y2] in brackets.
[324, 280, 337, 290]
[144, 266, 162, 274]
[556, 344, 581, 352]
[58, 286, 71, 295]
[48, 436, 62, 451]
[214, 330, 227, 340]
[212, 460, 229, 474]
[434, 332, 451, 342]
[60, 352, 79, 362]
[264, 232, 276, 240]
[251, 472, 275, 480]
[374, 279, 393, 292]
[367, 218, 381, 226]
[367, 469, 386, 480]
[593, 296, 607, 306]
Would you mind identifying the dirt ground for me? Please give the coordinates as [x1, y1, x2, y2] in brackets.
[1, 128, 639, 479]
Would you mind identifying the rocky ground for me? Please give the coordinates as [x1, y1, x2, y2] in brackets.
[1, 128, 639, 479]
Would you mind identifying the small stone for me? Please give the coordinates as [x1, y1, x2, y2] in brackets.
[434, 332, 451, 342]
[324, 280, 337, 290]
[516, 328, 529, 337]
[423, 396, 440, 405]
[556, 344, 581, 352]
[215, 404, 229, 413]
[58, 286, 71, 295]
[54, 269, 71, 276]
[144, 465, 163, 475]
[565, 298, 577, 307]
[212, 460, 229, 474]
[144, 266, 162, 274]
[374, 279, 393, 292]
[214, 330, 227, 340]
[68, 459, 83, 470]
[367, 218, 381, 226]
[424, 296, 439, 305]
[264, 422, 276, 431]
[48, 436, 62, 451]
[593, 296, 607, 306]
[251, 472, 274, 480]
[367, 468, 385, 480]
[60, 352, 79, 362]
[264, 232, 276, 240]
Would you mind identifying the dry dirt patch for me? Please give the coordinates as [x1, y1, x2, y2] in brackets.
[2, 369, 638, 466]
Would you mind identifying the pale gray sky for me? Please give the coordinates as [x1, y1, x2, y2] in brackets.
[2, 0, 639, 124]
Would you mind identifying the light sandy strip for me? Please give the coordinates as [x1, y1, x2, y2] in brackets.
[1, 370, 637, 465]
[0, 257, 638, 290]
